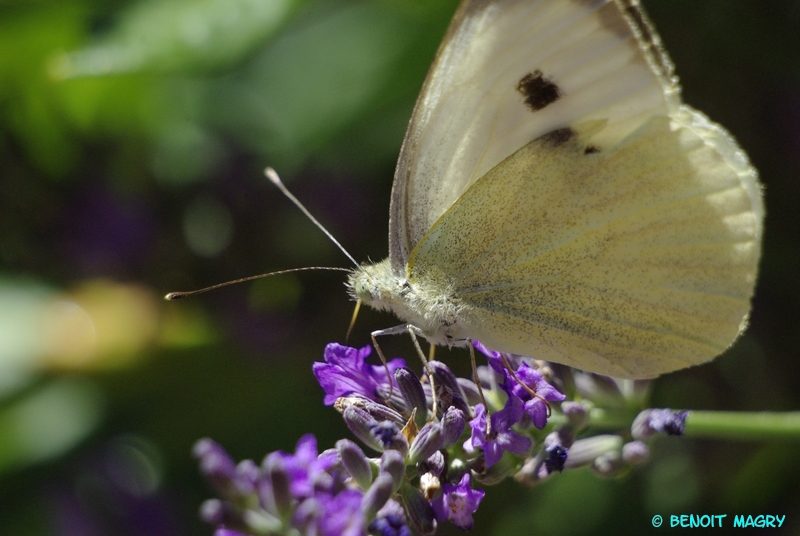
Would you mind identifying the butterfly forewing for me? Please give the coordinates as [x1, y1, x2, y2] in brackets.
[389, 0, 678, 274]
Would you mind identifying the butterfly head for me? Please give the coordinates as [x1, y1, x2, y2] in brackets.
[346, 259, 403, 313]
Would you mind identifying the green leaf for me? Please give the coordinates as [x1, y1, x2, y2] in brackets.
[56, 0, 300, 77]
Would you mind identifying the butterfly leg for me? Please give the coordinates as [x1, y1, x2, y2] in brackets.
[405, 326, 439, 420]
[468, 341, 492, 435]
[369, 324, 407, 406]
[371, 324, 439, 420]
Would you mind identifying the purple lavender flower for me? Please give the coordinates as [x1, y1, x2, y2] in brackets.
[511, 362, 566, 429]
[369, 499, 412, 536]
[431, 474, 485, 530]
[270, 434, 336, 499]
[472, 340, 505, 375]
[197, 339, 681, 535]
[313, 343, 405, 405]
[544, 442, 568, 474]
[632, 409, 689, 439]
[314, 489, 366, 536]
[194, 438, 239, 497]
[649, 409, 689, 436]
[473, 341, 565, 429]
[214, 529, 250, 536]
[463, 400, 532, 467]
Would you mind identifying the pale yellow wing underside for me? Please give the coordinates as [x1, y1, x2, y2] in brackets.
[407, 109, 762, 379]
[389, 0, 678, 274]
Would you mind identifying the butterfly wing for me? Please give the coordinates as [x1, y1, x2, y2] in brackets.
[396, 0, 762, 378]
[408, 111, 762, 379]
[389, 0, 680, 275]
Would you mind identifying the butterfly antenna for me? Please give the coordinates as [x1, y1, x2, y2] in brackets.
[264, 167, 359, 268]
[164, 266, 350, 300]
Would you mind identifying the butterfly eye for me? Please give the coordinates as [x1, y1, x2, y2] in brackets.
[350, 274, 374, 302]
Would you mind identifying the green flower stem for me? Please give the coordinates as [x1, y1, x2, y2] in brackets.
[550, 409, 800, 442]
[547, 408, 636, 430]
[684, 411, 800, 441]
[586, 408, 639, 430]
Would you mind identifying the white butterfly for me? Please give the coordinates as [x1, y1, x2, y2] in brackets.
[345, 0, 763, 380]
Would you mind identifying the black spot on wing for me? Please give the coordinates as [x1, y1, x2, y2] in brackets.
[516, 70, 562, 112]
[538, 127, 575, 147]
[584, 145, 600, 154]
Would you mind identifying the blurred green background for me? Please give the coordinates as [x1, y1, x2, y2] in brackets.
[1, 0, 798, 534]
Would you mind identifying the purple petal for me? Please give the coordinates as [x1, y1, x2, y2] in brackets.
[513, 363, 565, 402]
[472, 341, 505, 374]
[317, 489, 366, 536]
[314, 344, 405, 405]
[214, 529, 250, 536]
[493, 393, 525, 431]
[493, 428, 531, 458]
[463, 404, 489, 453]
[431, 474, 485, 530]
[525, 399, 549, 430]
[463, 403, 531, 468]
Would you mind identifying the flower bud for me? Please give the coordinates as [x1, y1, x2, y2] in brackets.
[199, 499, 227, 525]
[429, 361, 471, 415]
[420, 450, 445, 478]
[563, 435, 622, 470]
[343, 406, 384, 452]
[337, 439, 373, 490]
[622, 440, 649, 466]
[456, 378, 483, 406]
[335, 395, 406, 426]
[631, 409, 689, 440]
[395, 367, 428, 426]
[362, 473, 395, 518]
[194, 438, 238, 497]
[441, 407, 466, 448]
[262, 453, 293, 518]
[544, 443, 569, 474]
[408, 422, 444, 465]
[234, 459, 259, 495]
[379, 450, 405, 493]
[401, 483, 437, 535]
[592, 450, 623, 477]
[369, 499, 410, 536]
[560, 401, 589, 428]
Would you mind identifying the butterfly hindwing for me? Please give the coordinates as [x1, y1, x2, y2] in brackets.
[407, 108, 761, 378]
